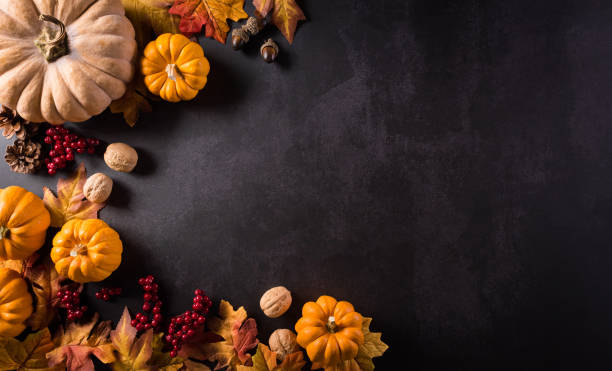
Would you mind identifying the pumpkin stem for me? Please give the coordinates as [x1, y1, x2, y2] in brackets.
[165, 64, 184, 81]
[34, 14, 69, 62]
[0, 225, 9, 240]
[326, 316, 337, 333]
[70, 244, 87, 257]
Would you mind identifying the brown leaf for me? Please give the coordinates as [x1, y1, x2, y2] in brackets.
[232, 318, 258, 364]
[253, 0, 305, 43]
[178, 331, 223, 361]
[47, 315, 115, 371]
[183, 359, 211, 370]
[25, 257, 62, 331]
[109, 79, 153, 127]
[169, 0, 248, 42]
[42, 163, 105, 227]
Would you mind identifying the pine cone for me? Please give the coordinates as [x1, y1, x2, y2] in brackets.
[0, 106, 39, 140]
[5, 139, 42, 174]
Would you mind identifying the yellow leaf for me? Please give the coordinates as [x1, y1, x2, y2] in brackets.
[42, 163, 105, 227]
[122, 0, 181, 49]
[253, 0, 305, 44]
[0, 328, 60, 371]
[47, 315, 115, 370]
[354, 318, 387, 371]
[200, 300, 247, 370]
[111, 307, 154, 371]
[183, 359, 211, 370]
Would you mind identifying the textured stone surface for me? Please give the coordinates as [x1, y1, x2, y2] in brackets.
[1, 0, 611, 369]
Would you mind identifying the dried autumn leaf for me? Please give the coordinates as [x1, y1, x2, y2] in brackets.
[47, 314, 115, 371]
[42, 163, 105, 228]
[183, 359, 211, 370]
[199, 300, 247, 369]
[236, 344, 305, 371]
[110, 79, 153, 127]
[253, 0, 305, 43]
[122, 0, 181, 49]
[150, 332, 185, 370]
[0, 328, 60, 371]
[178, 331, 223, 361]
[25, 258, 62, 331]
[169, 0, 248, 42]
[111, 307, 154, 371]
[354, 318, 388, 371]
[232, 318, 258, 364]
[0, 259, 26, 274]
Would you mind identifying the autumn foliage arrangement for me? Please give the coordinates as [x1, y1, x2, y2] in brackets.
[0, 163, 387, 370]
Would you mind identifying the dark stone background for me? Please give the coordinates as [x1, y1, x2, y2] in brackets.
[2, 0, 612, 369]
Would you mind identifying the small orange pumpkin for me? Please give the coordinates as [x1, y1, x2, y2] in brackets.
[51, 219, 123, 283]
[0, 186, 50, 260]
[0, 267, 33, 337]
[295, 295, 364, 367]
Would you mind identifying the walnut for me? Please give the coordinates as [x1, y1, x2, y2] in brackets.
[83, 173, 113, 203]
[260, 286, 292, 318]
[104, 143, 138, 172]
[269, 329, 298, 361]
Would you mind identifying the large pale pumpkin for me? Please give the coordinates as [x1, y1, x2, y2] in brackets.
[295, 295, 364, 367]
[0, 0, 136, 124]
[0, 267, 33, 337]
[0, 186, 50, 260]
[51, 219, 123, 283]
[141, 33, 210, 102]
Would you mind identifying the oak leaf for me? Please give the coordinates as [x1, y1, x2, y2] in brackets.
[169, 0, 248, 42]
[42, 163, 105, 227]
[236, 344, 305, 371]
[46, 314, 115, 371]
[0, 328, 61, 371]
[253, 0, 305, 43]
[111, 307, 156, 371]
[198, 300, 247, 370]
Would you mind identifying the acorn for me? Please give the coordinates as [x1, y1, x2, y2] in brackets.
[260, 39, 278, 63]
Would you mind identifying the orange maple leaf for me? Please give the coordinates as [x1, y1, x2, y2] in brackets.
[169, 0, 248, 43]
[253, 0, 305, 44]
[42, 163, 105, 228]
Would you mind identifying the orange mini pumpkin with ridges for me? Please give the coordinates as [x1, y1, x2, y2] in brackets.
[141, 33, 210, 102]
[0, 186, 50, 260]
[295, 295, 364, 367]
[0, 267, 33, 337]
[51, 219, 122, 283]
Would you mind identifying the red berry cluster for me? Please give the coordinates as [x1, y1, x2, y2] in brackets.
[130, 275, 163, 332]
[56, 288, 88, 321]
[43, 125, 100, 175]
[95, 287, 122, 301]
[165, 289, 212, 358]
